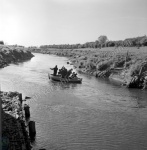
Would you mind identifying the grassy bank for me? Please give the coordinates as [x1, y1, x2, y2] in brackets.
[0, 45, 34, 68]
[29, 46, 147, 89]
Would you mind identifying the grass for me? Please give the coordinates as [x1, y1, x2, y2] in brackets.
[29, 46, 147, 83]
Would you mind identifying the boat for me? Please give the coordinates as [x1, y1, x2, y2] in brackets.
[48, 73, 82, 83]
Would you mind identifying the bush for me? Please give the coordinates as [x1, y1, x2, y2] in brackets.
[79, 56, 87, 60]
[0, 41, 4, 45]
[128, 63, 141, 76]
[86, 61, 96, 70]
[78, 60, 85, 68]
[125, 60, 132, 68]
[140, 37, 147, 46]
[113, 59, 125, 68]
[97, 60, 113, 71]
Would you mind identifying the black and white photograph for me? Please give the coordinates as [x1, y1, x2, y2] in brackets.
[0, 0, 147, 149]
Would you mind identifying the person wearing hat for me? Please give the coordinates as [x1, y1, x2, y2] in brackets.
[50, 65, 58, 76]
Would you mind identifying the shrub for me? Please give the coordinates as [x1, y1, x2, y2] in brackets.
[128, 63, 142, 76]
[97, 60, 113, 71]
[86, 61, 96, 70]
[78, 60, 85, 68]
[125, 60, 133, 68]
[0, 41, 4, 45]
[113, 59, 125, 68]
[79, 56, 87, 60]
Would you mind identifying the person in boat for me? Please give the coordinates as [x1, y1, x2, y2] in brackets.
[66, 69, 73, 78]
[58, 67, 65, 75]
[60, 66, 67, 78]
[61, 66, 65, 70]
[58, 69, 61, 75]
[50, 65, 58, 76]
[71, 72, 77, 79]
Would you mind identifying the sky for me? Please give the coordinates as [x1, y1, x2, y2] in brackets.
[0, 0, 147, 46]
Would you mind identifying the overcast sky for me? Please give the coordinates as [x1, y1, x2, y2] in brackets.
[0, 0, 147, 46]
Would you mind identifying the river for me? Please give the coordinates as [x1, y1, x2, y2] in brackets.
[0, 53, 147, 150]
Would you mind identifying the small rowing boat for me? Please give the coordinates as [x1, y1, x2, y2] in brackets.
[48, 73, 82, 83]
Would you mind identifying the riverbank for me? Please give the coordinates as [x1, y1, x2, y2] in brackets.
[0, 45, 34, 68]
[29, 46, 147, 89]
[1, 91, 31, 150]
[0, 46, 35, 149]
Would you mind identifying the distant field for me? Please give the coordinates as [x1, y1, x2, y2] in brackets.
[72, 46, 147, 53]
[42, 46, 147, 54]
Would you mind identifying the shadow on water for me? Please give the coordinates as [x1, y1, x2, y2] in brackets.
[127, 89, 147, 108]
[81, 73, 147, 109]
[48, 80, 80, 91]
[10, 59, 32, 65]
[108, 78, 147, 108]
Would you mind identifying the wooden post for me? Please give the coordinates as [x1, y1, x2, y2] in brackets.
[29, 121, 36, 139]
[24, 104, 30, 118]
[19, 93, 22, 104]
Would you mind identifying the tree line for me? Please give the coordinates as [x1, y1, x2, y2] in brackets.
[0, 41, 4, 45]
[40, 35, 147, 49]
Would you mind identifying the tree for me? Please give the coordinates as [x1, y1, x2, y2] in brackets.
[98, 35, 108, 48]
[95, 40, 99, 48]
[0, 41, 4, 45]
[140, 36, 147, 46]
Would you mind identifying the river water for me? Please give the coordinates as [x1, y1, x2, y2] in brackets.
[0, 53, 147, 150]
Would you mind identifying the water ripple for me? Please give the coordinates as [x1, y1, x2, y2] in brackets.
[1, 53, 147, 150]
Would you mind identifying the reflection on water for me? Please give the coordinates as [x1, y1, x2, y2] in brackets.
[0, 53, 147, 150]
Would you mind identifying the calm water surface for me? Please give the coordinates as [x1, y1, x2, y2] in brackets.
[0, 53, 147, 150]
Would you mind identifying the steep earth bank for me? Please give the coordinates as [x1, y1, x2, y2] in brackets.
[1, 91, 31, 150]
[29, 47, 147, 89]
[0, 45, 34, 68]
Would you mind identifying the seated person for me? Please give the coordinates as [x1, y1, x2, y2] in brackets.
[58, 69, 62, 77]
[58, 66, 68, 78]
[71, 72, 77, 79]
[66, 69, 73, 78]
